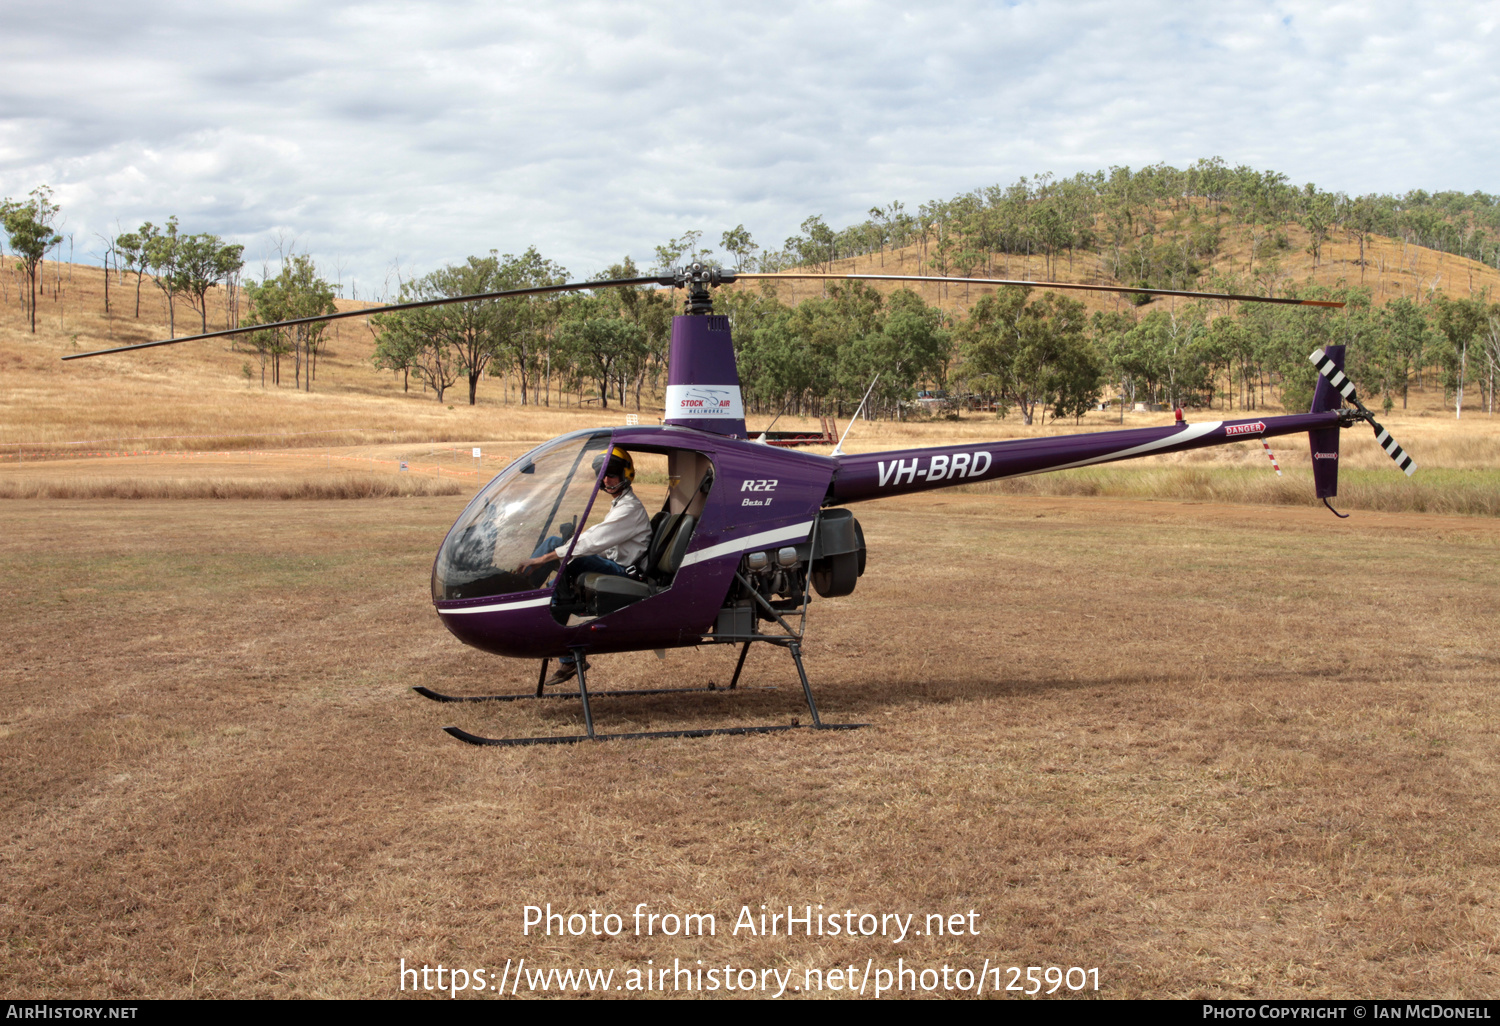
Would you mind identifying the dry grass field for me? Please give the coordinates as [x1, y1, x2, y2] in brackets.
[3, 244, 1499, 999]
[2, 493, 1499, 999]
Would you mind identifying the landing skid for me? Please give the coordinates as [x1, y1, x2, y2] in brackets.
[438, 638, 865, 747]
[444, 722, 861, 747]
[413, 683, 773, 704]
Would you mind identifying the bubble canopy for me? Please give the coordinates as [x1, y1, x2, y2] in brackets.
[432, 430, 612, 602]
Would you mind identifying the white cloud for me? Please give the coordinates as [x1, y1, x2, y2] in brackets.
[2, 0, 1496, 289]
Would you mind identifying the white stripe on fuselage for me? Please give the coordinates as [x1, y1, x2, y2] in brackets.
[440, 595, 553, 616]
[679, 520, 814, 568]
[1008, 421, 1225, 477]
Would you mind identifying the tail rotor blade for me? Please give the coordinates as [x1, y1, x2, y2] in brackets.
[1309, 348, 1359, 404]
[1309, 348, 1417, 477]
[1372, 422, 1418, 476]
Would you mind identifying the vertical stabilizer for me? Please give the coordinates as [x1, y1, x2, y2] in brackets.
[1308, 344, 1344, 498]
[663, 314, 747, 438]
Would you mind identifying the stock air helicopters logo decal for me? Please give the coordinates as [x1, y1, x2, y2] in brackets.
[666, 385, 744, 418]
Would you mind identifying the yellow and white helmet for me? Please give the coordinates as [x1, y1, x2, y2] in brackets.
[592, 445, 635, 484]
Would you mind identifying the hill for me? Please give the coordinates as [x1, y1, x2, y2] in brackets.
[737, 202, 1500, 319]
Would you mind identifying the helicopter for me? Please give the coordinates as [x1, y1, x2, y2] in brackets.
[66, 264, 1417, 747]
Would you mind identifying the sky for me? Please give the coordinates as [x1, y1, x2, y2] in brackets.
[2, 0, 1497, 295]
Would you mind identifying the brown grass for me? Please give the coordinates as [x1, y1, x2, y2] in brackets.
[2, 494, 1499, 998]
[0, 474, 466, 500]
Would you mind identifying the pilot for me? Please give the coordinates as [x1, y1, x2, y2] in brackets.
[516, 446, 651, 684]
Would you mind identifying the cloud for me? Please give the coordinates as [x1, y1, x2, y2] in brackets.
[2, 0, 1496, 288]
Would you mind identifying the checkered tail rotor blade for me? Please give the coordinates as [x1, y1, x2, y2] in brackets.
[1370, 422, 1417, 477]
[1308, 349, 1417, 477]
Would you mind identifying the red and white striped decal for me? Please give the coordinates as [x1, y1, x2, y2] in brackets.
[1261, 440, 1282, 476]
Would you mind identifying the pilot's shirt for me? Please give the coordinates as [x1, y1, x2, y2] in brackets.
[570, 486, 650, 567]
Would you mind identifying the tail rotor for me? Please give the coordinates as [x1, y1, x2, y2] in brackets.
[1309, 348, 1418, 477]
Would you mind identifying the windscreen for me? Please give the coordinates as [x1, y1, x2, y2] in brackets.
[432, 431, 611, 601]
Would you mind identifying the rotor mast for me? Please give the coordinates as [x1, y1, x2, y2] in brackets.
[663, 263, 747, 438]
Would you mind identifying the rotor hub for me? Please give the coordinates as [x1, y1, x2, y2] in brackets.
[668, 262, 735, 315]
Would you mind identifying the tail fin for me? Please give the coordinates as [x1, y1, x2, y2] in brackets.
[1308, 344, 1344, 498]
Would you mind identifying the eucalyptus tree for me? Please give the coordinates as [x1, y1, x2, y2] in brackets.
[1377, 298, 1433, 408]
[838, 287, 949, 419]
[598, 257, 672, 407]
[798, 216, 836, 271]
[371, 301, 460, 402]
[1481, 304, 1500, 414]
[115, 225, 154, 318]
[0, 186, 62, 333]
[555, 294, 647, 409]
[174, 234, 245, 334]
[389, 255, 504, 405]
[960, 286, 1098, 425]
[245, 254, 336, 389]
[144, 217, 185, 337]
[1434, 295, 1488, 418]
[653, 231, 712, 273]
[1302, 187, 1334, 267]
[720, 225, 758, 272]
[494, 247, 568, 404]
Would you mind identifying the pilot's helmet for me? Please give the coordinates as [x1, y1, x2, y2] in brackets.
[591, 446, 635, 485]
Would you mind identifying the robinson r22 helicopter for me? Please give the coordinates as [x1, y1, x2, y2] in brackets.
[67, 265, 1416, 746]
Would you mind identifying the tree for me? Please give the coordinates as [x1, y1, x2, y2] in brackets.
[244, 255, 336, 389]
[1481, 304, 1500, 415]
[372, 248, 564, 404]
[598, 256, 672, 407]
[372, 322, 421, 394]
[839, 288, 948, 419]
[654, 231, 711, 272]
[1114, 308, 1212, 411]
[115, 224, 154, 318]
[492, 248, 568, 405]
[144, 216, 184, 337]
[555, 297, 646, 408]
[0, 186, 62, 333]
[173, 234, 245, 334]
[376, 255, 507, 405]
[1378, 298, 1433, 409]
[1345, 196, 1378, 283]
[1302, 187, 1334, 267]
[798, 216, 837, 271]
[960, 287, 1098, 424]
[720, 225, 757, 272]
[1434, 295, 1487, 419]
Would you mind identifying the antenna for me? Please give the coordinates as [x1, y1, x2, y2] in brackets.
[831, 375, 880, 457]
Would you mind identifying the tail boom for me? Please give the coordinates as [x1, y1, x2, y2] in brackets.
[829, 412, 1342, 504]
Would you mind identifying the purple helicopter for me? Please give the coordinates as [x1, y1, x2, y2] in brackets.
[67, 265, 1416, 746]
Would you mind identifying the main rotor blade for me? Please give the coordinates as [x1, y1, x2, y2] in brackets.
[62, 274, 671, 360]
[737, 272, 1345, 308]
